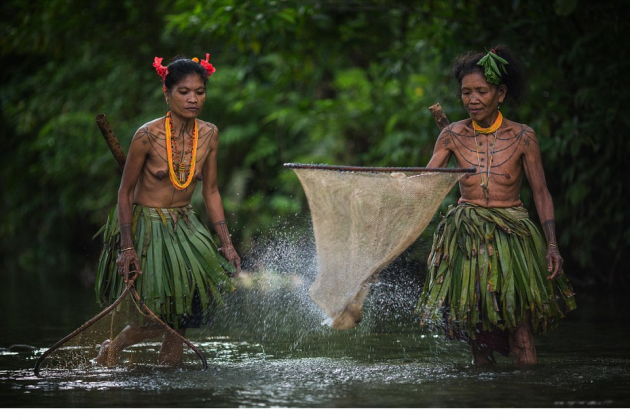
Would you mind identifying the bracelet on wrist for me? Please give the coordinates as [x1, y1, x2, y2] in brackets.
[120, 246, 135, 252]
[547, 243, 558, 248]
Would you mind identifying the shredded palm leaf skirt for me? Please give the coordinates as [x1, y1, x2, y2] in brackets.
[417, 203, 576, 341]
[95, 205, 235, 328]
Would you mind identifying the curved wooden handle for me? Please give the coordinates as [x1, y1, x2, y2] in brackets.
[34, 286, 132, 376]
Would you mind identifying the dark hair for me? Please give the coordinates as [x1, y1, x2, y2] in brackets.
[452, 45, 527, 106]
[164, 55, 208, 90]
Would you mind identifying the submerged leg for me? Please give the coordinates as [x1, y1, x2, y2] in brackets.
[470, 342, 496, 365]
[158, 328, 185, 367]
[509, 320, 538, 366]
[95, 323, 163, 366]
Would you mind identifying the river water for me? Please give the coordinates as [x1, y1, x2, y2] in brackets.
[1, 256, 629, 408]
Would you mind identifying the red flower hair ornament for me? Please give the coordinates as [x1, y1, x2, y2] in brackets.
[195, 53, 216, 77]
[153, 57, 169, 81]
[153, 54, 216, 82]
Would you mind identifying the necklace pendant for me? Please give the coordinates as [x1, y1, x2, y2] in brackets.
[178, 163, 186, 182]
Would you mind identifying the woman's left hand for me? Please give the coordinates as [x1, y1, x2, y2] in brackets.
[221, 244, 241, 277]
[546, 246, 564, 280]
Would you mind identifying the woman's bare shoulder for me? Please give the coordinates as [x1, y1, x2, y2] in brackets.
[197, 119, 219, 139]
[503, 117, 535, 134]
[450, 118, 473, 133]
[197, 119, 217, 130]
[133, 117, 164, 138]
[501, 118, 540, 154]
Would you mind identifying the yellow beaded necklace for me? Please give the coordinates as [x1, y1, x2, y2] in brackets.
[472, 110, 503, 134]
[165, 111, 198, 190]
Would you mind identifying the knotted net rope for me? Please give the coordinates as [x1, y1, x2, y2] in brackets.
[34, 283, 208, 376]
[287, 163, 472, 329]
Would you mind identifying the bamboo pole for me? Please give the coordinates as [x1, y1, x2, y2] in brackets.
[95, 113, 126, 172]
[429, 102, 450, 131]
[284, 102, 473, 173]
[283, 163, 474, 173]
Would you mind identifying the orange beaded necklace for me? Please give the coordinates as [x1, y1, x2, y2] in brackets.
[472, 110, 503, 134]
[165, 111, 198, 190]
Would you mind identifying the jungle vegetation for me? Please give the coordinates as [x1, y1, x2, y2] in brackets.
[1, 0, 628, 291]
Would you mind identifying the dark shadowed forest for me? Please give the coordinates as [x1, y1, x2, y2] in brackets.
[1, 0, 629, 293]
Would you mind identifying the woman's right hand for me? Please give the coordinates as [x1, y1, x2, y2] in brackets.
[545, 245, 563, 280]
[220, 244, 242, 277]
[116, 248, 142, 284]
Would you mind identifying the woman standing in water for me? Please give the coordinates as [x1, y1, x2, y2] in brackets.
[94, 54, 241, 366]
[418, 46, 576, 365]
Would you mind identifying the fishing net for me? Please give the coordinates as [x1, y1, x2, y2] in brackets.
[34, 284, 207, 375]
[286, 164, 471, 330]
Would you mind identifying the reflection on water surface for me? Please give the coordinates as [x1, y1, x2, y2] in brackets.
[1, 266, 629, 408]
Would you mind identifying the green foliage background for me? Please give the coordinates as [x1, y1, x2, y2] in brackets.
[1, 0, 628, 290]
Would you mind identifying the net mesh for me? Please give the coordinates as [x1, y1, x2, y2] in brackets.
[35, 287, 206, 375]
[291, 166, 466, 329]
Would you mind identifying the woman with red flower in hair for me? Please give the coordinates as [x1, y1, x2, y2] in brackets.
[94, 55, 240, 367]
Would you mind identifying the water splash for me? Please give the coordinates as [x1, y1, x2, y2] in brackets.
[190, 218, 450, 362]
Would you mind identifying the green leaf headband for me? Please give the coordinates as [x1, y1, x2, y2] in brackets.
[476, 49, 508, 85]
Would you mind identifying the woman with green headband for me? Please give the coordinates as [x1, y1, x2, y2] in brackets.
[417, 45, 576, 365]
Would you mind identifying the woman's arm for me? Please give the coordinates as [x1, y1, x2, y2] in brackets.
[116, 127, 151, 283]
[522, 128, 563, 279]
[426, 126, 453, 168]
[201, 125, 241, 275]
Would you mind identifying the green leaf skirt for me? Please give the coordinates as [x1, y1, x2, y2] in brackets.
[417, 203, 576, 340]
[94, 205, 235, 328]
